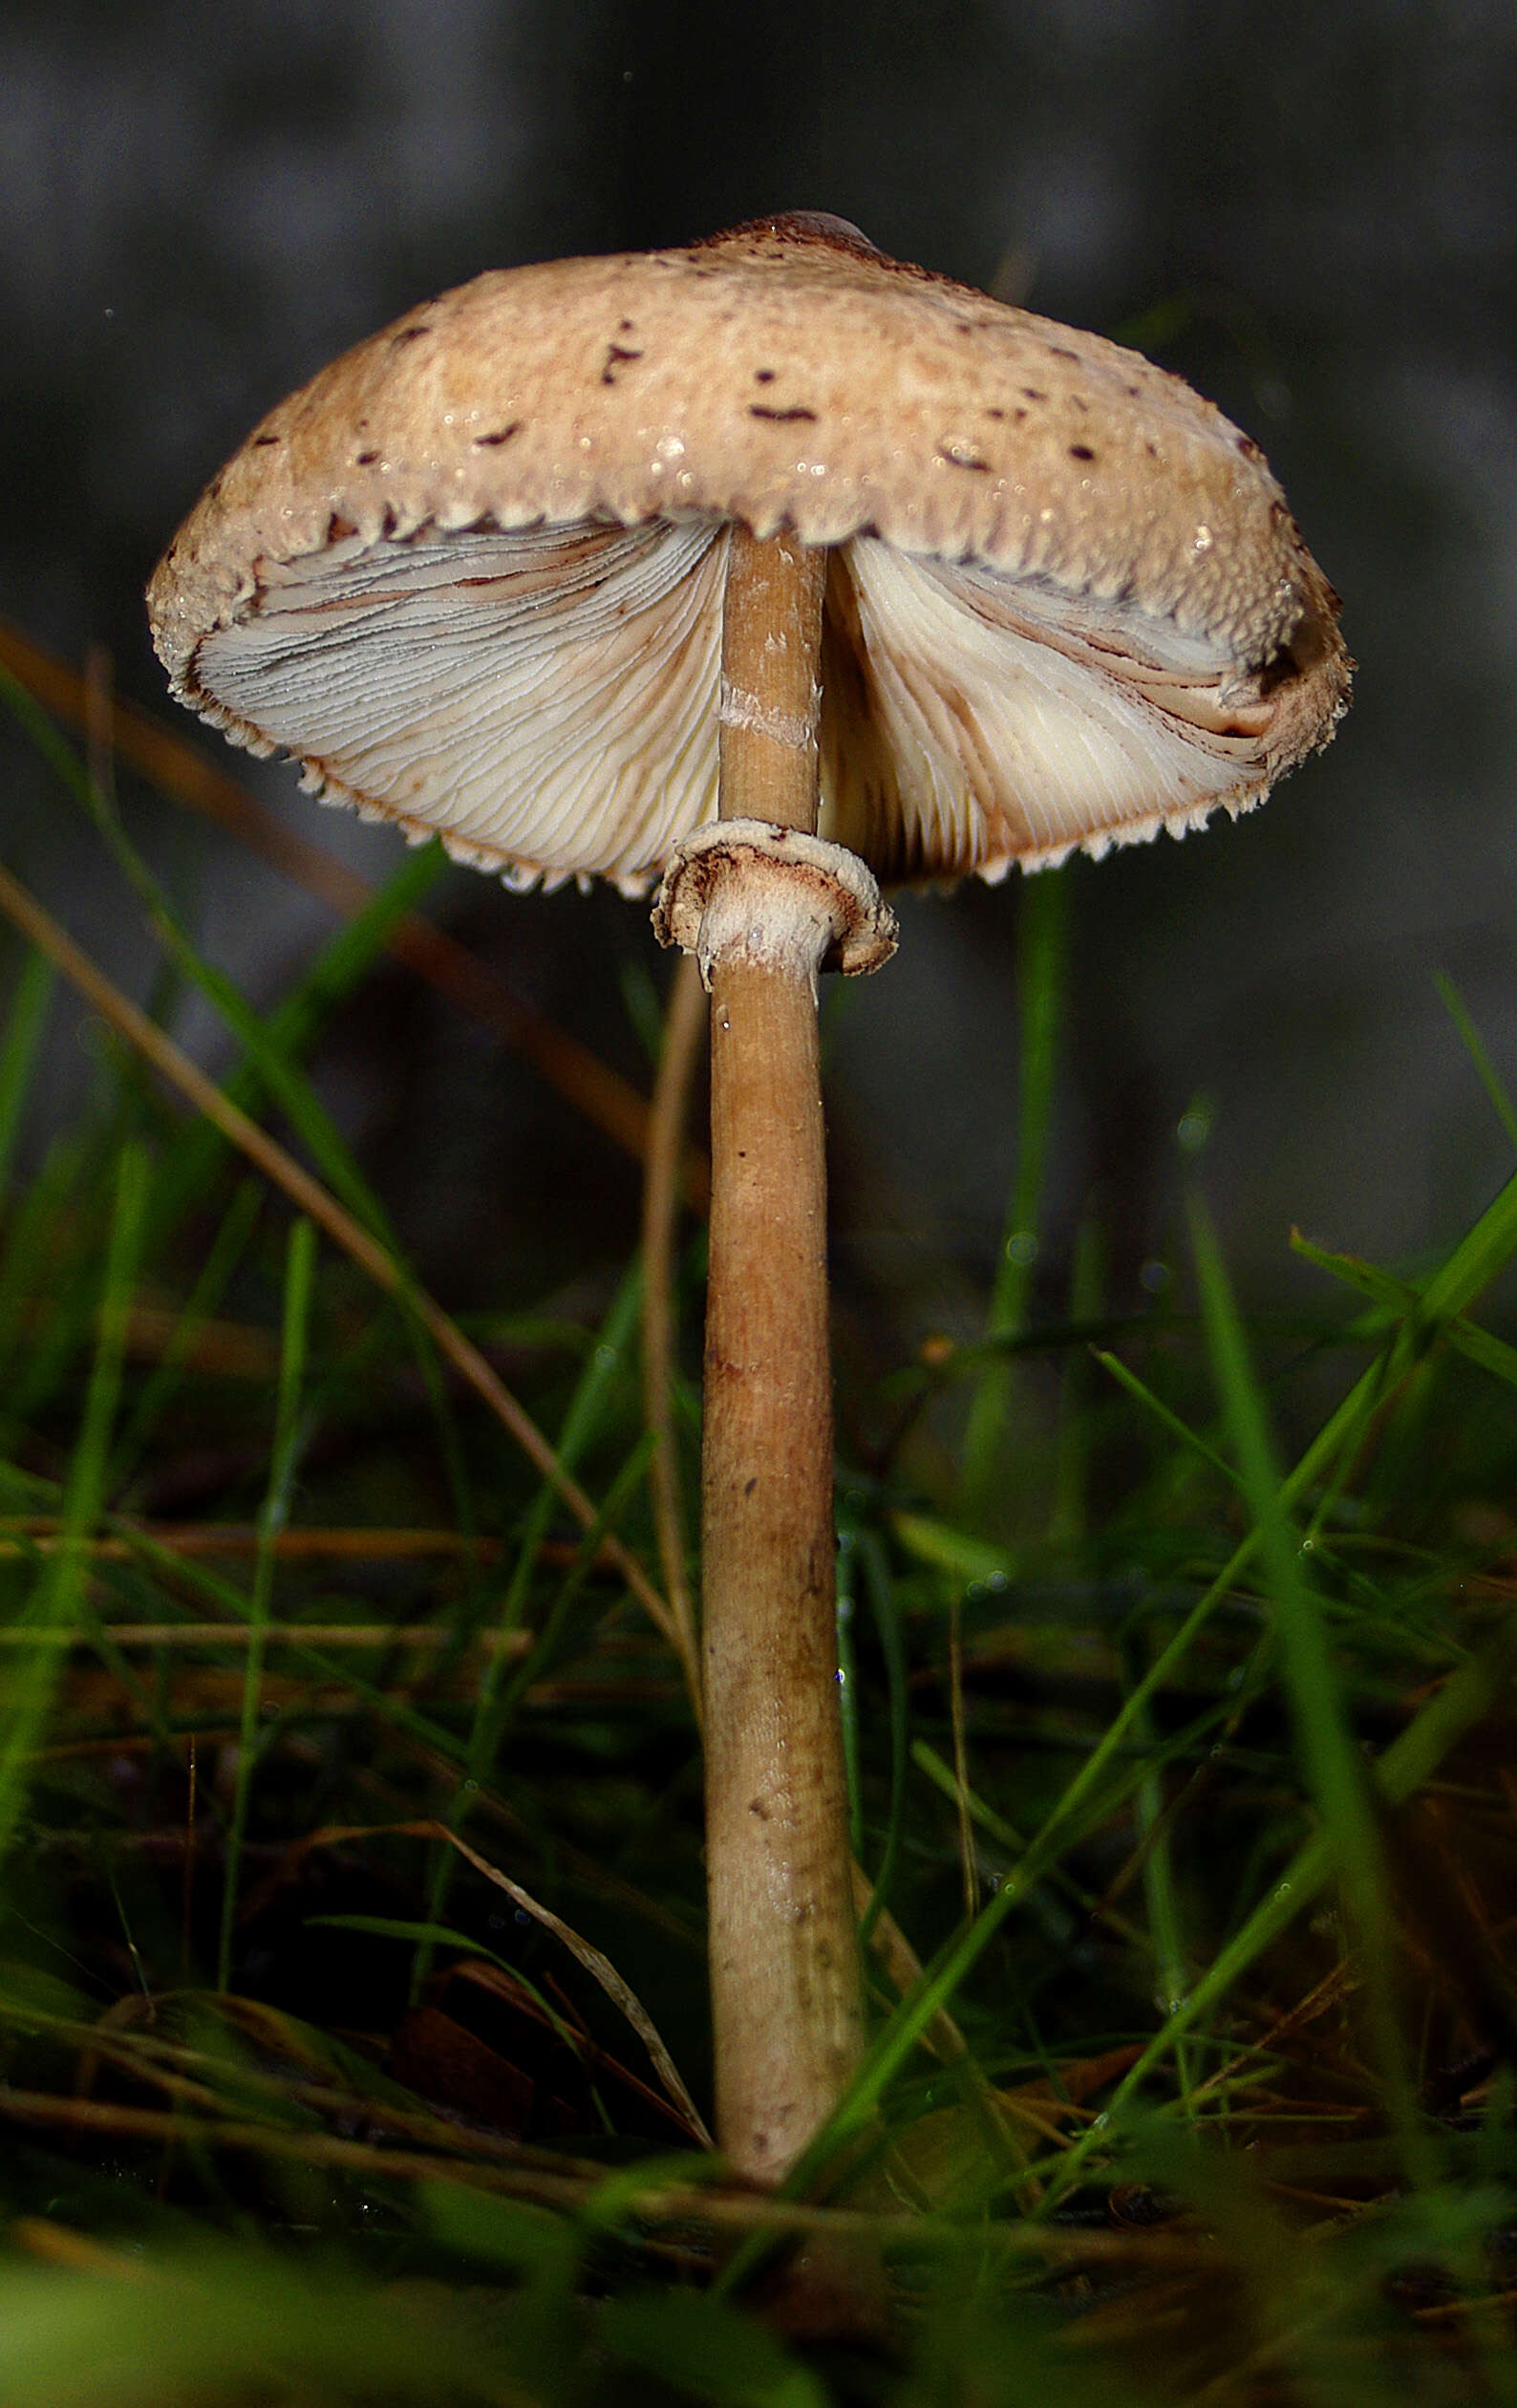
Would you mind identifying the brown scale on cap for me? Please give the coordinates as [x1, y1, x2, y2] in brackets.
[147, 213, 1349, 897]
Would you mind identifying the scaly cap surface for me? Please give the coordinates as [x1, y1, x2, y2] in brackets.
[148, 213, 1349, 892]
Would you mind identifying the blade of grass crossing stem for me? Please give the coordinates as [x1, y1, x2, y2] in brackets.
[959, 866, 1067, 1516]
[1185, 1193, 1424, 2150]
[217, 1215, 316, 1993]
[0, 1144, 147, 1864]
[0, 953, 54, 1208]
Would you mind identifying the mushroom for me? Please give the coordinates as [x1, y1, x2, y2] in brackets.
[147, 211, 1349, 2185]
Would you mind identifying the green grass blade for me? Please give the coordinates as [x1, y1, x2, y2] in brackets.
[1050, 1209, 1104, 1544]
[1416, 1158, 1517, 1322]
[0, 1131, 92, 1408]
[217, 1215, 316, 1992]
[806, 1598, 1516, 2198]
[487, 1430, 656, 1734]
[143, 839, 445, 1246]
[911, 1736, 1149, 1955]
[1122, 1633, 1195, 2096]
[890, 1512, 1015, 1586]
[1435, 969, 1517, 1152]
[1293, 1227, 1517, 1393]
[418, 1262, 647, 1976]
[4, 672, 494, 1559]
[1, 665, 409, 1247]
[1091, 1346, 1242, 1493]
[1187, 1195, 1386, 1891]
[0, 1143, 148, 1863]
[960, 865, 1067, 1516]
[109, 1178, 264, 1483]
[0, 951, 54, 1209]
[0, 2245, 534, 2408]
[1186, 1192, 1426, 2170]
[1047, 1613, 1517, 2203]
[461, 1258, 646, 1783]
[855, 1527, 909, 1942]
[1070, 1153, 1517, 1793]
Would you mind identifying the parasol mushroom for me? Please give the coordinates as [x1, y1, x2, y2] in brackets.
[147, 210, 1349, 2186]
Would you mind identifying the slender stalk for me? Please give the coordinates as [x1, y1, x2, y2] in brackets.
[700, 527, 865, 2182]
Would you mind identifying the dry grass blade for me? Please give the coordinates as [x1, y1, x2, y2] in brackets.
[851, 1860, 977, 2070]
[10, 2218, 152, 2276]
[0, 616, 708, 1208]
[0, 1619, 536, 1653]
[0, 1519, 508, 1561]
[0, 2086, 598, 2202]
[6, 1300, 283, 1379]
[1190, 1961, 1362, 2105]
[0, 860, 692, 1692]
[0, 2087, 1234, 2263]
[272, 1817, 711, 2141]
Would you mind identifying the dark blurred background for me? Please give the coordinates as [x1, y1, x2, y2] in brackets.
[3, 0, 1515, 1348]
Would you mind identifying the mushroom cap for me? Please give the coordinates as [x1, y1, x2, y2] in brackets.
[147, 213, 1349, 894]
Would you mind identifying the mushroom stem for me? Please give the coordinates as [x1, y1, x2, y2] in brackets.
[699, 527, 865, 2182]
